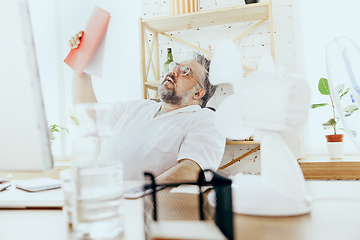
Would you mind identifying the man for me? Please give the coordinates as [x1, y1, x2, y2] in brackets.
[69, 31, 225, 182]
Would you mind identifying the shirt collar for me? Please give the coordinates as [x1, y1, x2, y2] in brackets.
[171, 104, 201, 113]
[155, 104, 201, 119]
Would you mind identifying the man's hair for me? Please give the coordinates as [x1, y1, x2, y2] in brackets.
[193, 53, 217, 108]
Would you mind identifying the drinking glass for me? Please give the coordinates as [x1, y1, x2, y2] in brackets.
[72, 103, 124, 239]
[60, 168, 73, 225]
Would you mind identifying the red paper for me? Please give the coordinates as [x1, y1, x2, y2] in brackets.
[64, 6, 111, 77]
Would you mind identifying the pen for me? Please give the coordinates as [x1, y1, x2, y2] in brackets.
[0, 184, 11, 192]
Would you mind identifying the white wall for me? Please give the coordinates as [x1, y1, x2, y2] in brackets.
[28, 0, 360, 160]
[299, 0, 360, 155]
[59, 0, 142, 157]
[28, 0, 141, 158]
[142, 0, 301, 175]
[59, 0, 141, 103]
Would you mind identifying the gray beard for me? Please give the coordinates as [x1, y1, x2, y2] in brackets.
[158, 79, 197, 106]
[158, 84, 184, 105]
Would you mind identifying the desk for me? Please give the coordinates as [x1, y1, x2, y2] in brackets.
[1, 181, 360, 240]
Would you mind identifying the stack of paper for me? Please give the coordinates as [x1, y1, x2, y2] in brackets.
[15, 178, 61, 192]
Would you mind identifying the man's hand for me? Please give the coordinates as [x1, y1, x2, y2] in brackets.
[68, 30, 83, 49]
[155, 159, 202, 183]
[69, 30, 98, 106]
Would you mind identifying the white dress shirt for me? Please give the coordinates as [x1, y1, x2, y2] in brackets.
[110, 99, 226, 180]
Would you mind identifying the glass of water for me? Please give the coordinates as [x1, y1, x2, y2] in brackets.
[72, 103, 124, 239]
[60, 168, 73, 225]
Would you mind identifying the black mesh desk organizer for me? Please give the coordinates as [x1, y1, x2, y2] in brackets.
[143, 170, 233, 240]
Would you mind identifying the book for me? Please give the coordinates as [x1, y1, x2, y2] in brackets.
[64, 6, 111, 78]
[15, 177, 61, 192]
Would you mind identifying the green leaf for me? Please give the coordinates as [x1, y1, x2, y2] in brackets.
[322, 118, 336, 127]
[48, 124, 70, 134]
[344, 104, 359, 117]
[344, 104, 359, 112]
[318, 78, 330, 95]
[339, 88, 349, 100]
[68, 108, 80, 126]
[345, 111, 354, 117]
[322, 125, 332, 130]
[335, 84, 345, 95]
[311, 103, 328, 109]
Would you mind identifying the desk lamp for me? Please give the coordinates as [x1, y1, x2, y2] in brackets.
[209, 40, 311, 216]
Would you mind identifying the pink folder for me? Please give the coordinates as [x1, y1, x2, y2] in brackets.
[64, 6, 111, 77]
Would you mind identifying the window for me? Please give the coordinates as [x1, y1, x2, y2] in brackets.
[30, 0, 141, 159]
[299, 0, 360, 156]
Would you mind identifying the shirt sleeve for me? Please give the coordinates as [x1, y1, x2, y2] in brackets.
[110, 99, 149, 126]
[111, 101, 128, 125]
[177, 110, 226, 173]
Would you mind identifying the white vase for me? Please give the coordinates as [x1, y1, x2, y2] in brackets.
[327, 142, 345, 159]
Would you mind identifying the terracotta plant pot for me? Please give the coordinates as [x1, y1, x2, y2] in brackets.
[325, 134, 344, 159]
[325, 134, 343, 142]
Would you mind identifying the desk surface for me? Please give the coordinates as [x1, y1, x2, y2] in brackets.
[1, 180, 360, 240]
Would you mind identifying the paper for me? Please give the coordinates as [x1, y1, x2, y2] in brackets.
[0, 173, 13, 183]
[15, 177, 61, 192]
[84, 33, 107, 77]
[64, 6, 111, 78]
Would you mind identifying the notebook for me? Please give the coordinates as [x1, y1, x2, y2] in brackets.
[15, 177, 61, 192]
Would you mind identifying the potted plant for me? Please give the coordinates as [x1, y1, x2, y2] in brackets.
[48, 124, 69, 145]
[312, 78, 358, 159]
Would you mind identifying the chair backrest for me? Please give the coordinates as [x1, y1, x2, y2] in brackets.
[151, 99, 216, 112]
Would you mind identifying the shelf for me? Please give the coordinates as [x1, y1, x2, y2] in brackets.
[226, 140, 259, 145]
[298, 156, 360, 179]
[139, 1, 274, 99]
[145, 80, 161, 90]
[142, 2, 269, 33]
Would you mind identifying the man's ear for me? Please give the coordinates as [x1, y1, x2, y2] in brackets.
[194, 88, 206, 100]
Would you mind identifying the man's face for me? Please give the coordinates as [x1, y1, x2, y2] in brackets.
[158, 60, 205, 106]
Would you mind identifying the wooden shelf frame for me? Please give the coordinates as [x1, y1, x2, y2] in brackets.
[220, 145, 260, 170]
[226, 140, 259, 145]
[139, 0, 275, 99]
[142, 2, 270, 32]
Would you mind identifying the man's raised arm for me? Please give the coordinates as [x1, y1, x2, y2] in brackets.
[68, 31, 97, 106]
[72, 72, 97, 105]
